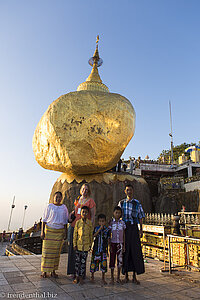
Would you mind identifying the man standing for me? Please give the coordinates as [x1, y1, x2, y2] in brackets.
[118, 184, 145, 284]
[129, 157, 135, 174]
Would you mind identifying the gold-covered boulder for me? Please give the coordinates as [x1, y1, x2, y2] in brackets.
[32, 37, 135, 175]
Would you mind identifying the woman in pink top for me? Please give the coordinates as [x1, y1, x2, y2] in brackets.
[67, 183, 96, 277]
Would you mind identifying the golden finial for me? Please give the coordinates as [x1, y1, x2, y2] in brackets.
[96, 35, 99, 46]
[88, 35, 103, 67]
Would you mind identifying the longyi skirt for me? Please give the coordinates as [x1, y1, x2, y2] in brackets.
[41, 226, 64, 273]
[122, 223, 145, 275]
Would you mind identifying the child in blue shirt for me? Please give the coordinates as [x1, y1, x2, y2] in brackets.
[90, 214, 110, 285]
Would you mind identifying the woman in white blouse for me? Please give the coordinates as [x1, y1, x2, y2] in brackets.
[41, 191, 68, 278]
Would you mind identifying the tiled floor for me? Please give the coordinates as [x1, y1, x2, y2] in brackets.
[0, 253, 199, 299]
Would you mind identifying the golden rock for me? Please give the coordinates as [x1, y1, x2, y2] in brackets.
[32, 37, 135, 175]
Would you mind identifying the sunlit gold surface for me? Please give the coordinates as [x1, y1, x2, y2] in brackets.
[58, 172, 146, 184]
[77, 81, 109, 92]
[32, 90, 135, 175]
[33, 36, 136, 175]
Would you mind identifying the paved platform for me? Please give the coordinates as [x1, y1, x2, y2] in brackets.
[0, 254, 199, 299]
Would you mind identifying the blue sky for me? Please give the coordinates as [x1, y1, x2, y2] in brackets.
[0, 0, 199, 231]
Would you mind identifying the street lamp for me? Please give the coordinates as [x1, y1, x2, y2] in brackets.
[22, 205, 28, 229]
[169, 101, 174, 166]
[7, 196, 15, 232]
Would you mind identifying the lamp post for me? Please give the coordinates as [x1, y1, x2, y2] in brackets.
[22, 205, 28, 230]
[7, 196, 15, 232]
[169, 101, 174, 166]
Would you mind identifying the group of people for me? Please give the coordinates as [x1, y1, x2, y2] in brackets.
[33, 218, 42, 232]
[1, 228, 24, 244]
[40, 183, 145, 285]
[111, 157, 136, 173]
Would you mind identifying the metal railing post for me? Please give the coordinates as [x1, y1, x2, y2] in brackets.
[168, 235, 171, 274]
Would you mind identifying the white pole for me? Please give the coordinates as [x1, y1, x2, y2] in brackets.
[7, 196, 15, 232]
[169, 101, 174, 165]
[22, 205, 28, 229]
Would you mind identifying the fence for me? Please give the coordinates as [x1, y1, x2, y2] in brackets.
[142, 212, 200, 272]
[141, 224, 169, 269]
[15, 236, 42, 254]
[185, 174, 200, 184]
[144, 213, 174, 226]
[178, 212, 200, 225]
[144, 212, 200, 226]
[141, 225, 200, 272]
[6, 236, 68, 256]
[168, 235, 200, 273]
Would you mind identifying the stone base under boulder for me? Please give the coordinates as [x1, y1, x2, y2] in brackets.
[50, 172, 152, 222]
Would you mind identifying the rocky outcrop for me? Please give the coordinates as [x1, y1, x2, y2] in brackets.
[32, 91, 135, 175]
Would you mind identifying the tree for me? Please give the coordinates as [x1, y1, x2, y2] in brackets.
[158, 142, 198, 163]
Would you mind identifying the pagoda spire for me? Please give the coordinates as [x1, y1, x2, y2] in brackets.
[77, 36, 109, 92]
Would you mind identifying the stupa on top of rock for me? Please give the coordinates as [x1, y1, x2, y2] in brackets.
[32, 36, 136, 178]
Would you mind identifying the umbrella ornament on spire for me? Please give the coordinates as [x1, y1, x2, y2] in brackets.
[88, 35, 103, 67]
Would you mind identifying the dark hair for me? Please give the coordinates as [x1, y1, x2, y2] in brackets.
[81, 206, 89, 212]
[98, 214, 106, 220]
[113, 206, 122, 214]
[125, 184, 133, 189]
[54, 191, 62, 197]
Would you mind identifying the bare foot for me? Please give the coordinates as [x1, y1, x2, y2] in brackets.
[40, 272, 47, 278]
[132, 277, 140, 285]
